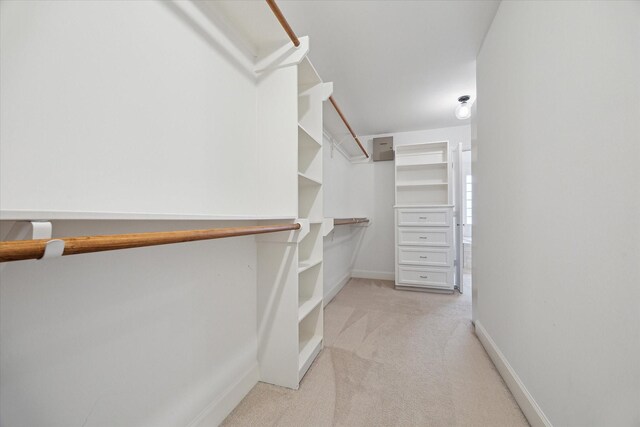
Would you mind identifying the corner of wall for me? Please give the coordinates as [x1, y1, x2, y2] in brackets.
[324, 272, 351, 304]
[187, 363, 259, 427]
[474, 322, 553, 427]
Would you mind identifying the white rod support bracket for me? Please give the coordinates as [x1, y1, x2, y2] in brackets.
[295, 218, 310, 243]
[31, 221, 53, 239]
[322, 218, 334, 236]
[4, 220, 53, 241]
[41, 239, 65, 259]
[1, 220, 64, 266]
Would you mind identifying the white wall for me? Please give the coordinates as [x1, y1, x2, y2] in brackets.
[475, 2, 640, 426]
[0, 2, 277, 426]
[351, 126, 470, 279]
[0, 221, 258, 427]
[0, 0, 295, 220]
[322, 134, 362, 301]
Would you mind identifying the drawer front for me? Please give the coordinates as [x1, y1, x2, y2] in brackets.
[398, 227, 452, 246]
[398, 209, 451, 227]
[398, 247, 453, 267]
[398, 266, 453, 288]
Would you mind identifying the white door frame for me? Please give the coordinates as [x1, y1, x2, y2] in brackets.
[455, 143, 464, 293]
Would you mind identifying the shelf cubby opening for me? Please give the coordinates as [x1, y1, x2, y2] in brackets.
[298, 302, 323, 377]
[297, 61, 323, 146]
[298, 172, 322, 187]
[299, 127, 322, 180]
[396, 185, 448, 206]
[395, 142, 448, 165]
[298, 261, 322, 310]
[298, 93, 322, 142]
[298, 184, 322, 221]
[298, 223, 322, 263]
[298, 124, 322, 149]
[396, 165, 448, 185]
[297, 57, 322, 90]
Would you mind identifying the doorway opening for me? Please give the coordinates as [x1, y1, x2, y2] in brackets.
[456, 147, 473, 296]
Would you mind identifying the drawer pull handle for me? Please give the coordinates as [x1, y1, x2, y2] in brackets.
[419, 256, 427, 259]
[419, 236, 427, 239]
[419, 217, 427, 219]
[420, 275, 428, 279]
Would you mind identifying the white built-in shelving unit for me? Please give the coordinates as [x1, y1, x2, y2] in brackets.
[256, 56, 331, 389]
[0, 0, 331, 393]
[394, 141, 456, 292]
[296, 57, 327, 383]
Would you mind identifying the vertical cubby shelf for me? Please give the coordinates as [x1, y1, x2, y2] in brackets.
[296, 57, 326, 383]
[256, 56, 330, 390]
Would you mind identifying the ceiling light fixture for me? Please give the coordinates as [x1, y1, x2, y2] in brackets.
[455, 95, 471, 120]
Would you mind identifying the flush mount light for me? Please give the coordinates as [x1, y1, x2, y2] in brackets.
[455, 95, 471, 120]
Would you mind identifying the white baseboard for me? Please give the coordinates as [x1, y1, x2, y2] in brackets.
[475, 322, 552, 427]
[324, 272, 351, 304]
[188, 364, 259, 427]
[351, 269, 395, 281]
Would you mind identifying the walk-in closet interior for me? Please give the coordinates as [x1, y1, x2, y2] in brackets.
[1, 1, 639, 426]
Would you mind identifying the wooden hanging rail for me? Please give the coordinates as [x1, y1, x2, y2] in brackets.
[265, 0, 369, 159]
[328, 96, 369, 158]
[266, 0, 300, 47]
[0, 223, 301, 263]
[334, 218, 369, 226]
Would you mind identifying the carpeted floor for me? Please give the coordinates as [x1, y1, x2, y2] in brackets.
[222, 277, 528, 426]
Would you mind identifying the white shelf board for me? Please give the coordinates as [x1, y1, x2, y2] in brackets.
[0, 210, 296, 221]
[396, 162, 448, 170]
[298, 297, 323, 322]
[298, 258, 322, 273]
[395, 141, 447, 151]
[298, 124, 322, 148]
[298, 172, 322, 187]
[393, 204, 454, 208]
[298, 334, 322, 376]
[396, 182, 448, 188]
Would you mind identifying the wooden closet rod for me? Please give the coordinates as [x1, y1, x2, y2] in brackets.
[266, 0, 300, 47]
[265, 0, 369, 159]
[0, 223, 301, 263]
[334, 218, 369, 226]
[328, 96, 369, 158]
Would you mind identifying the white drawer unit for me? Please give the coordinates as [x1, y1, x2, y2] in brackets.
[395, 141, 456, 292]
[397, 208, 451, 227]
[397, 266, 454, 289]
[398, 247, 453, 267]
[398, 227, 452, 247]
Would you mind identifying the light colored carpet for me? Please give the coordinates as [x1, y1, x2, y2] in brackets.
[222, 277, 528, 427]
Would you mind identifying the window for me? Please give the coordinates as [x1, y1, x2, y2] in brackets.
[465, 175, 472, 225]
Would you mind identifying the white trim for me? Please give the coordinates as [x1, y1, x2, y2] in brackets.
[324, 272, 351, 304]
[351, 269, 395, 281]
[187, 364, 259, 427]
[475, 322, 553, 427]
